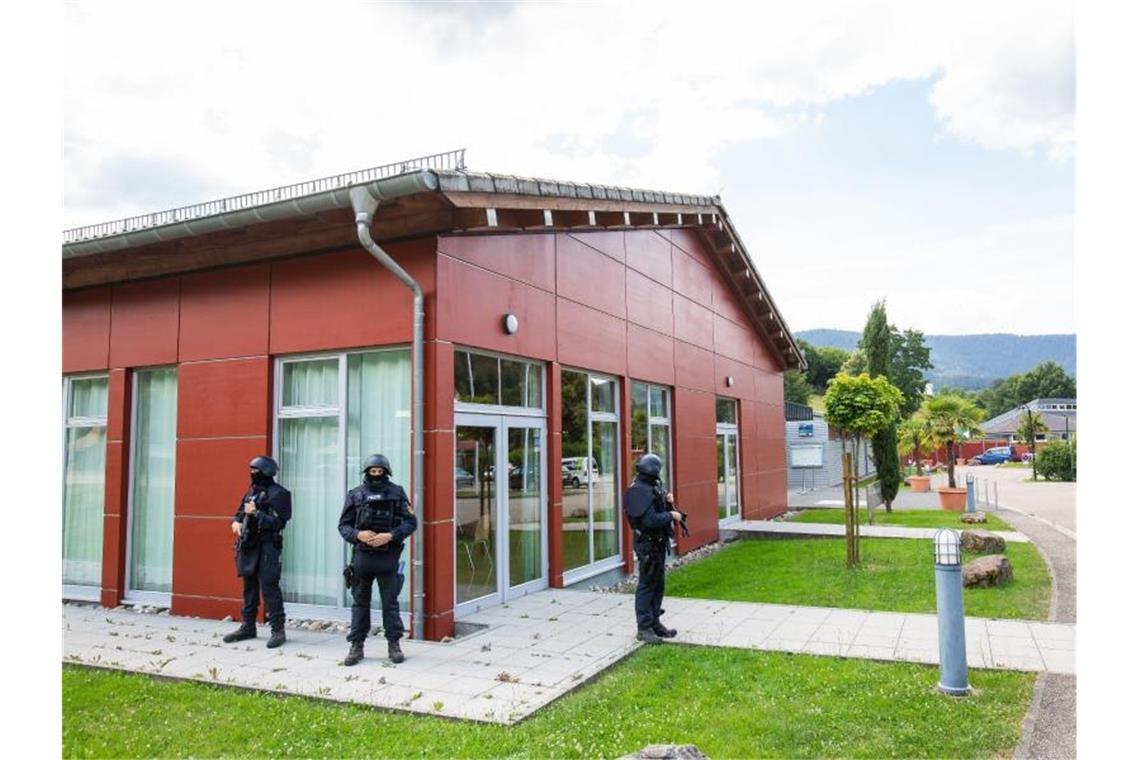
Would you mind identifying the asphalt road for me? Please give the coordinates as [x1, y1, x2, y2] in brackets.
[943, 464, 1076, 536]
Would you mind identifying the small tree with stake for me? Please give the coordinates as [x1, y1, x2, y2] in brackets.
[824, 373, 904, 564]
[1016, 409, 1048, 481]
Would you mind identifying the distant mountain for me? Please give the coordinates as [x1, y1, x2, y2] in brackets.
[796, 329, 1076, 391]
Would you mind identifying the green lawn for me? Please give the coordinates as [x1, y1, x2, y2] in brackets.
[791, 508, 1014, 532]
[667, 538, 1050, 620]
[64, 647, 1034, 759]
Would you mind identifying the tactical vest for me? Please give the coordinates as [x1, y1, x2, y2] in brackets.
[354, 491, 404, 538]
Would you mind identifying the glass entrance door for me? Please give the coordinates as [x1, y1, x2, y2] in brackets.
[455, 415, 547, 614]
[717, 430, 740, 521]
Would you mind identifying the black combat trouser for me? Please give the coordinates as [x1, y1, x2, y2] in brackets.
[634, 539, 667, 630]
[348, 548, 405, 644]
[239, 541, 285, 629]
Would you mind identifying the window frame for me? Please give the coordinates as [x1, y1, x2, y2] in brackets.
[453, 347, 545, 419]
[62, 373, 110, 601]
[272, 346, 412, 622]
[715, 395, 742, 525]
[631, 380, 674, 491]
[561, 368, 625, 586]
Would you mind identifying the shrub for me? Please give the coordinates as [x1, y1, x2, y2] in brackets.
[1036, 440, 1076, 481]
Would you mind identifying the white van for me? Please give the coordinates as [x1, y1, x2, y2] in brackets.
[561, 456, 600, 488]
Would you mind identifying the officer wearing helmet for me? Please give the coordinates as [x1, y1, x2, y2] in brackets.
[338, 453, 418, 666]
[624, 453, 683, 644]
[223, 456, 292, 648]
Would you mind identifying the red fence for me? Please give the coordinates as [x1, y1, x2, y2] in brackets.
[900, 439, 1027, 467]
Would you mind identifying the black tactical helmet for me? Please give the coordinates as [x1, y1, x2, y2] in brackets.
[362, 454, 392, 476]
[635, 454, 662, 479]
[249, 456, 279, 478]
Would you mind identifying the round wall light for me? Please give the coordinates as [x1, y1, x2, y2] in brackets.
[726, 376, 734, 388]
[503, 313, 519, 335]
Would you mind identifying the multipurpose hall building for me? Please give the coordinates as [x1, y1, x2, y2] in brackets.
[62, 151, 806, 640]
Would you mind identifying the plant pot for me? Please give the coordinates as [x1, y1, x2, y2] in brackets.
[909, 476, 931, 493]
[937, 487, 967, 511]
[956, 458, 967, 466]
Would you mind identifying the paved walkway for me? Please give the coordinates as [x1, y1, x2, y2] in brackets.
[63, 589, 1074, 725]
[735, 519, 1031, 543]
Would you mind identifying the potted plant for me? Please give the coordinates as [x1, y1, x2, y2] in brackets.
[897, 417, 931, 492]
[918, 396, 984, 511]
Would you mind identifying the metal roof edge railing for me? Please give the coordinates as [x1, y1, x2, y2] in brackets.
[62, 149, 467, 245]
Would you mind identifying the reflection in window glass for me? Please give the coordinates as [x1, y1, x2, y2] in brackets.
[716, 396, 737, 424]
[454, 351, 499, 405]
[591, 376, 615, 413]
[561, 371, 589, 572]
[591, 420, 619, 560]
[631, 381, 671, 491]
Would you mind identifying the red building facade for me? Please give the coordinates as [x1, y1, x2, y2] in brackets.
[62, 161, 803, 640]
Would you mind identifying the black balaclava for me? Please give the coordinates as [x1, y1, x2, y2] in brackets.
[365, 469, 389, 491]
[251, 471, 273, 487]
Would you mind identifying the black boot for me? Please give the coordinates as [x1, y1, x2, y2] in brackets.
[388, 639, 406, 664]
[266, 627, 286, 649]
[636, 627, 663, 645]
[222, 622, 257, 643]
[652, 622, 677, 639]
[343, 642, 364, 667]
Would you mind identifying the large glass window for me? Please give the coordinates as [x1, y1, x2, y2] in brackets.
[631, 381, 672, 490]
[455, 350, 542, 409]
[716, 396, 740, 521]
[63, 376, 109, 590]
[128, 368, 178, 595]
[276, 349, 411, 611]
[561, 370, 621, 576]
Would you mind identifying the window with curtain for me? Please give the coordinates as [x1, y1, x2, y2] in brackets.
[63, 376, 108, 589]
[129, 368, 178, 594]
[561, 370, 621, 577]
[277, 349, 411, 611]
[631, 381, 672, 490]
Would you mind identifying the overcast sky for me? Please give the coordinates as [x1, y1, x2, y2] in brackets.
[63, 1, 1074, 336]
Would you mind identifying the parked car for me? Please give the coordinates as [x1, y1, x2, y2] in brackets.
[455, 467, 475, 488]
[561, 456, 600, 488]
[970, 446, 1015, 465]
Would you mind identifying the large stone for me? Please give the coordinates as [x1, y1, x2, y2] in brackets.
[961, 529, 1006, 554]
[960, 512, 987, 524]
[963, 554, 1013, 588]
[623, 746, 709, 760]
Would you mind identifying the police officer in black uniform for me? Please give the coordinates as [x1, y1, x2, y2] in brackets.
[338, 454, 418, 666]
[624, 453, 683, 644]
[223, 456, 292, 648]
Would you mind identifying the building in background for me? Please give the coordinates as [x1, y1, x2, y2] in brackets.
[979, 398, 1077, 445]
[62, 151, 804, 639]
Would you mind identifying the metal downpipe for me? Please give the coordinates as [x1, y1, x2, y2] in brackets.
[349, 185, 426, 641]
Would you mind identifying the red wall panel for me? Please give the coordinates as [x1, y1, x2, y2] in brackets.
[625, 268, 674, 336]
[436, 255, 557, 361]
[570, 231, 625, 264]
[714, 354, 755, 401]
[170, 516, 244, 605]
[671, 247, 713, 308]
[624, 230, 672, 287]
[555, 234, 627, 319]
[556, 298, 626, 377]
[63, 288, 111, 372]
[626, 324, 674, 387]
[176, 358, 271, 440]
[673, 388, 715, 438]
[437, 233, 555, 292]
[714, 313, 755, 365]
[109, 279, 180, 368]
[175, 437, 270, 518]
[269, 241, 434, 355]
[179, 264, 270, 361]
[673, 340, 715, 393]
[673, 294, 714, 348]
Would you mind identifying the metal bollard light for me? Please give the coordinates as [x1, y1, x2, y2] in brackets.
[966, 475, 976, 513]
[933, 529, 970, 696]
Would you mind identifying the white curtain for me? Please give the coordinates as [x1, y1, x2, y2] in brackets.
[129, 369, 178, 592]
[346, 350, 411, 609]
[280, 414, 341, 606]
[63, 377, 108, 587]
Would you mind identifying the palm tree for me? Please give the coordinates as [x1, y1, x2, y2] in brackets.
[897, 416, 932, 476]
[918, 396, 984, 488]
[1016, 409, 1048, 481]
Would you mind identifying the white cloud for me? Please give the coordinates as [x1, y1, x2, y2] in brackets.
[63, 1, 1074, 228]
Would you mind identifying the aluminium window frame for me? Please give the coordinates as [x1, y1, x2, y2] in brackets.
[715, 395, 742, 526]
[62, 373, 110, 602]
[453, 347, 546, 419]
[631, 379, 674, 492]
